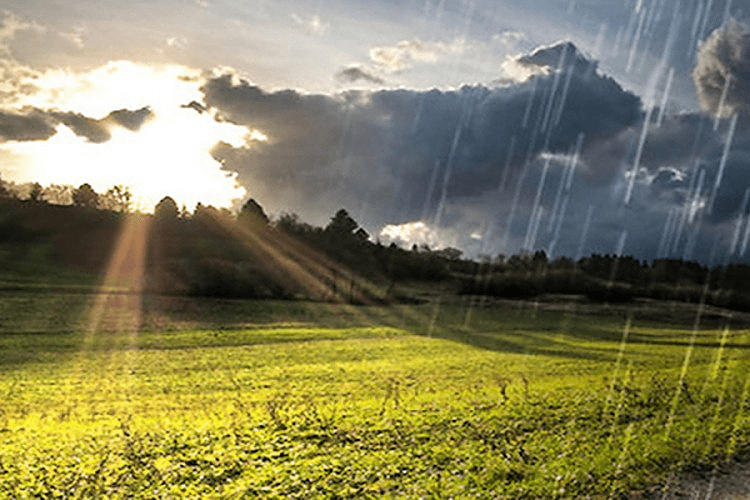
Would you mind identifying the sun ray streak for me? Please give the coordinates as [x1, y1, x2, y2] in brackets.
[665, 273, 711, 435]
[84, 214, 148, 338]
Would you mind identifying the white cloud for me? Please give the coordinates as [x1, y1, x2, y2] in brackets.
[379, 221, 457, 249]
[0, 11, 45, 55]
[166, 36, 187, 49]
[369, 37, 468, 73]
[291, 13, 329, 36]
[492, 31, 527, 50]
[0, 60, 251, 211]
[61, 28, 85, 49]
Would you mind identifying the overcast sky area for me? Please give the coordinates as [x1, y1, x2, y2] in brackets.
[1, 0, 750, 264]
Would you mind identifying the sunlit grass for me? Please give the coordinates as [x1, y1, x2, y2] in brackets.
[0, 297, 748, 497]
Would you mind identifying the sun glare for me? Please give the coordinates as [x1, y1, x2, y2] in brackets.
[2, 61, 254, 211]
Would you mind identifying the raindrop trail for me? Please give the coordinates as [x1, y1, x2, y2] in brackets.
[670, 196, 690, 256]
[657, 206, 677, 258]
[682, 168, 705, 250]
[642, 0, 662, 38]
[611, 422, 635, 496]
[427, 295, 442, 337]
[713, 74, 732, 130]
[682, 206, 705, 262]
[625, 63, 664, 204]
[547, 151, 572, 234]
[635, 4, 662, 73]
[523, 156, 551, 251]
[575, 205, 594, 262]
[697, 0, 716, 50]
[687, 167, 705, 225]
[728, 376, 750, 457]
[552, 64, 575, 127]
[688, 116, 707, 162]
[626, 6, 648, 72]
[665, 271, 711, 434]
[610, 361, 634, 444]
[504, 75, 550, 252]
[524, 72, 553, 161]
[324, 106, 355, 193]
[722, 0, 733, 23]
[523, 206, 544, 252]
[548, 133, 583, 233]
[637, 0, 677, 74]
[434, 93, 475, 227]
[565, 133, 583, 191]
[616, 229, 628, 257]
[499, 159, 532, 255]
[611, 25, 624, 58]
[674, 186, 700, 257]
[521, 77, 538, 129]
[726, 187, 750, 262]
[422, 158, 442, 221]
[705, 471, 718, 500]
[539, 45, 569, 136]
[547, 192, 570, 258]
[411, 96, 425, 132]
[702, 335, 732, 468]
[741, 209, 750, 256]
[497, 135, 516, 193]
[608, 229, 628, 286]
[688, 0, 704, 58]
[709, 112, 738, 213]
[603, 316, 632, 423]
[656, 67, 674, 127]
[593, 22, 607, 59]
[670, 168, 698, 256]
[704, 325, 730, 397]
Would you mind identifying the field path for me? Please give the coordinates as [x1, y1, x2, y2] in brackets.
[657, 461, 750, 499]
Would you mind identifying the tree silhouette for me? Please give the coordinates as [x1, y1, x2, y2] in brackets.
[29, 183, 43, 202]
[42, 184, 74, 205]
[154, 196, 179, 220]
[72, 183, 99, 208]
[100, 185, 132, 212]
[326, 209, 359, 235]
[239, 198, 269, 227]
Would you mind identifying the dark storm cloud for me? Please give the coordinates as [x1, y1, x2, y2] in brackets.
[201, 42, 641, 228]
[105, 106, 153, 131]
[516, 41, 597, 75]
[693, 18, 750, 117]
[0, 108, 56, 141]
[710, 150, 750, 220]
[0, 106, 154, 143]
[336, 66, 385, 85]
[594, 109, 750, 225]
[50, 111, 111, 143]
[582, 113, 717, 188]
[198, 39, 750, 263]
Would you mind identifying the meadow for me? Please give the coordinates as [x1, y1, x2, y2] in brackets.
[0, 290, 748, 498]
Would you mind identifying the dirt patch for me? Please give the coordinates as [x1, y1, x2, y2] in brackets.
[652, 461, 750, 499]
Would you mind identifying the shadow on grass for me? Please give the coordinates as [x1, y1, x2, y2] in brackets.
[411, 302, 750, 365]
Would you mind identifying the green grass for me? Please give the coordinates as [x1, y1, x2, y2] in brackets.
[0, 293, 748, 498]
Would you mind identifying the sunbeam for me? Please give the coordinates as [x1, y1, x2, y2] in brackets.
[84, 214, 149, 338]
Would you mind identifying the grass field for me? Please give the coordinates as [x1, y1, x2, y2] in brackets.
[0, 290, 748, 498]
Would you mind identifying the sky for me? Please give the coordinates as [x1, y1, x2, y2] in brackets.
[1, 0, 750, 264]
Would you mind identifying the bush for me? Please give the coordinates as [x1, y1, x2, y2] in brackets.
[167, 258, 288, 299]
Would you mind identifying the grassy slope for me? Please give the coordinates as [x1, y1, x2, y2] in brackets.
[0, 294, 748, 498]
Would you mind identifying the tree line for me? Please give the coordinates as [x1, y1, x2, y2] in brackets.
[0, 176, 132, 212]
[3, 177, 750, 311]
